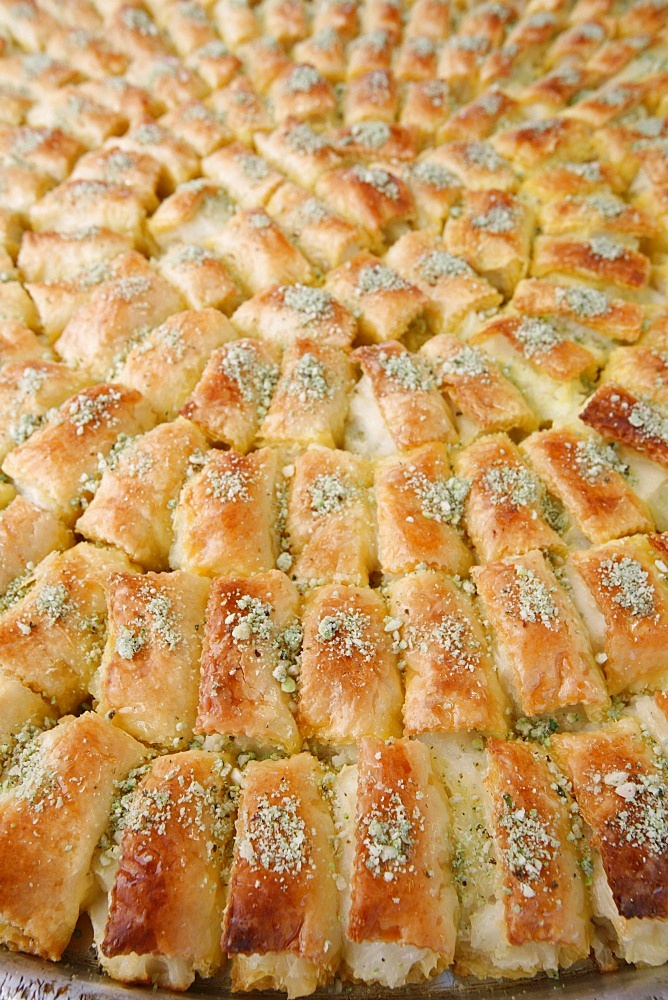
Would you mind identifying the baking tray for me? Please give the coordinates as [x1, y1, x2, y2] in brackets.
[1, 917, 667, 1000]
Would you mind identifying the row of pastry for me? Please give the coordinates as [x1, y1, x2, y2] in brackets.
[0, 528, 666, 750]
[1, 708, 666, 994]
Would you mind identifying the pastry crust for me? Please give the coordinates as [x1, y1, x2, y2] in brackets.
[221, 753, 342, 995]
[286, 447, 376, 587]
[76, 418, 208, 571]
[353, 342, 457, 450]
[375, 443, 473, 576]
[260, 339, 355, 449]
[389, 570, 507, 737]
[232, 280, 356, 350]
[202, 143, 284, 209]
[569, 535, 668, 695]
[297, 584, 403, 749]
[484, 739, 589, 956]
[0, 541, 136, 712]
[552, 719, 668, 934]
[455, 434, 565, 563]
[181, 339, 280, 452]
[170, 446, 280, 578]
[116, 308, 237, 422]
[521, 428, 654, 545]
[315, 165, 414, 251]
[98, 751, 232, 990]
[96, 569, 210, 749]
[472, 549, 609, 718]
[580, 383, 668, 470]
[2, 383, 156, 526]
[324, 253, 427, 343]
[209, 208, 313, 295]
[337, 737, 457, 976]
[511, 278, 643, 344]
[422, 334, 537, 439]
[0, 712, 145, 960]
[531, 235, 651, 292]
[196, 570, 301, 753]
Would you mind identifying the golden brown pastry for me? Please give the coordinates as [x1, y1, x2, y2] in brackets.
[568, 534, 668, 695]
[221, 753, 342, 997]
[285, 447, 376, 587]
[552, 719, 668, 966]
[0, 494, 73, 599]
[197, 570, 302, 753]
[0, 712, 146, 959]
[179, 339, 280, 452]
[374, 443, 473, 576]
[297, 583, 403, 751]
[472, 549, 609, 720]
[231, 280, 357, 350]
[2, 383, 156, 526]
[93, 750, 234, 991]
[170, 446, 280, 578]
[456, 434, 565, 563]
[388, 570, 508, 737]
[334, 737, 458, 986]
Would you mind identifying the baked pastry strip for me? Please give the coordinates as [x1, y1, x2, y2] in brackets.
[221, 752, 342, 997]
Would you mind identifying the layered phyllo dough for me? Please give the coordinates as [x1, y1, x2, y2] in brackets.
[333, 737, 458, 986]
[221, 753, 342, 997]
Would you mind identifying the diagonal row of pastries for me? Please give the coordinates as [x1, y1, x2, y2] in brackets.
[0, 0, 667, 996]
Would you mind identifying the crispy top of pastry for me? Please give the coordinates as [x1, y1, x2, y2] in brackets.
[552, 718, 668, 920]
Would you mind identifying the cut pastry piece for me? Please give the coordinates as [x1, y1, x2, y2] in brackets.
[421, 335, 537, 442]
[0, 359, 89, 462]
[269, 63, 337, 122]
[438, 89, 520, 144]
[343, 68, 399, 124]
[207, 76, 272, 145]
[209, 208, 313, 295]
[455, 434, 566, 563]
[267, 182, 372, 272]
[148, 179, 234, 249]
[551, 718, 668, 966]
[386, 232, 502, 335]
[511, 278, 644, 344]
[375, 443, 473, 577]
[567, 534, 668, 695]
[491, 117, 594, 171]
[159, 101, 232, 158]
[580, 383, 668, 471]
[0, 125, 82, 182]
[0, 495, 73, 599]
[17, 227, 135, 284]
[111, 121, 199, 194]
[2, 383, 156, 526]
[221, 753, 342, 997]
[201, 142, 284, 208]
[521, 428, 653, 545]
[0, 323, 47, 368]
[260, 339, 355, 449]
[286, 447, 376, 587]
[93, 750, 233, 991]
[472, 549, 609, 720]
[76, 418, 208, 572]
[427, 732, 589, 980]
[531, 235, 651, 292]
[231, 282, 357, 350]
[388, 570, 507, 737]
[254, 122, 342, 189]
[55, 254, 184, 379]
[538, 193, 658, 240]
[522, 159, 625, 204]
[315, 164, 414, 251]
[602, 344, 668, 408]
[95, 569, 210, 749]
[333, 737, 457, 986]
[28, 179, 150, 249]
[398, 161, 463, 231]
[154, 243, 242, 314]
[443, 189, 534, 298]
[325, 254, 428, 344]
[348, 342, 457, 455]
[116, 308, 237, 422]
[0, 712, 145, 960]
[180, 339, 280, 452]
[428, 140, 518, 192]
[196, 570, 302, 754]
[170, 446, 280, 578]
[297, 584, 403, 752]
[0, 542, 136, 712]
[332, 121, 418, 163]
